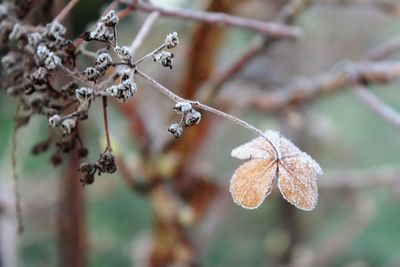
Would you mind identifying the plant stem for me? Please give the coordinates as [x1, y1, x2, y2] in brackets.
[53, 0, 80, 23]
[102, 96, 113, 151]
[134, 69, 279, 154]
[130, 11, 160, 60]
[133, 44, 166, 66]
[11, 101, 23, 234]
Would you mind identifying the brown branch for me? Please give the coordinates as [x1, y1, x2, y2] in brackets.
[102, 96, 112, 151]
[354, 85, 400, 128]
[119, 0, 302, 38]
[53, 0, 79, 23]
[197, 0, 313, 101]
[246, 61, 400, 111]
[129, 11, 160, 57]
[367, 38, 400, 61]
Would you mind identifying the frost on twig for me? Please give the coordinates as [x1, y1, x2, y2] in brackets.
[230, 130, 323, 211]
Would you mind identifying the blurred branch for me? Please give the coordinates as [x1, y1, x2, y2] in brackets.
[53, 0, 79, 23]
[118, 0, 302, 38]
[354, 85, 400, 128]
[320, 168, 400, 189]
[245, 61, 400, 111]
[58, 153, 87, 267]
[367, 38, 400, 61]
[129, 11, 160, 56]
[198, 0, 313, 101]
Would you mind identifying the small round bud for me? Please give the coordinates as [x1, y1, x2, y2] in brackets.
[48, 114, 62, 127]
[168, 123, 183, 138]
[44, 52, 61, 70]
[36, 45, 50, 61]
[95, 50, 112, 72]
[101, 10, 119, 27]
[78, 147, 89, 158]
[75, 87, 94, 102]
[106, 85, 119, 97]
[82, 67, 100, 81]
[185, 109, 201, 126]
[27, 32, 43, 47]
[9, 23, 25, 40]
[61, 118, 77, 135]
[114, 46, 132, 62]
[174, 102, 192, 114]
[46, 21, 66, 38]
[165, 32, 179, 49]
[153, 51, 174, 69]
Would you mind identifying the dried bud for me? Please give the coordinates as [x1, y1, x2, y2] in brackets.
[51, 153, 62, 166]
[75, 87, 94, 102]
[46, 21, 66, 38]
[174, 102, 192, 114]
[89, 22, 113, 42]
[185, 109, 201, 126]
[9, 23, 25, 40]
[153, 51, 174, 69]
[95, 50, 112, 72]
[44, 52, 61, 70]
[48, 114, 62, 127]
[105, 85, 119, 97]
[61, 118, 76, 135]
[29, 67, 48, 84]
[119, 78, 137, 101]
[115, 46, 132, 62]
[82, 67, 100, 81]
[36, 45, 51, 61]
[101, 10, 119, 27]
[165, 32, 179, 49]
[78, 147, 89, 158]
[168, 123, 183, 138]
[97, 151, 117, 173]
[27, 32, 43, 47]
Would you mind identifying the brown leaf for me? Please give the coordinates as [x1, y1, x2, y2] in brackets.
[230, 159, 276, 209]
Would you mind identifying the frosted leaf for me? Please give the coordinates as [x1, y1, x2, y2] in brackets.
[230, 159, 276, 209]
[231, 136, 275, 160]
[230, 130, 322, 211]
[278, 160, 318, 211]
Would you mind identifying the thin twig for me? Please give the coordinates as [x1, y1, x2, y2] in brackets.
[130, 11, 160, 58]
[11, 101, 23, 234]
[135, 69, 279, 153]
[119, 0, 302, 38]
[53, 0, 80, 23]
[102, 96, 112, 151]
[367, 38, 400, 61]
[353, 85, 400, 128]
[133, 44, 165, 66]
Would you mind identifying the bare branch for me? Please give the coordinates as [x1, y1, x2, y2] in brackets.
[367, 38, 400, 61]
[353, 85, 400, 128]
[53, 0, 79, 23]
[246, 61, 400, 111]
[119, 0, 302, 38]
[130, 11, 160, 58]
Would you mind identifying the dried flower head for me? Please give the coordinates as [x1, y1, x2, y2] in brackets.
[82, 67, 100, 81]
[101, 10, 119, 27]
[185, 109, 201, 126]
[153, 51, 174, 69]
[230, 130, 322, 211]
[174, 101, 192, 114]
[75, 87, 94, 102]
[61, 118, 77, 135]
[48, 114, 62, 127]
[115, 46, 132, 62]
[165, 32, 179, 49]
[168, 123, 183, 138]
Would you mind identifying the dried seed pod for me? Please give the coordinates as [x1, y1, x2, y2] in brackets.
[153, 51, 174, 69]
[96, 151, 117, 173]
[168, 123, 183, 138]
[61, 118, 76, 135]
[95, 50, 112, 72]
[101, 10, 119, 27]
[82, 67, 100, 81]
[165, 32, 179, 49]
[46, 21, 66, 38]
[48, 114, 62, 127]
[174, 101, 192, 114]
[75, 87, 94, 102]
[185, 109, 201, 126]
[114, 46, 132, 62]
[44, 52, 61, 70]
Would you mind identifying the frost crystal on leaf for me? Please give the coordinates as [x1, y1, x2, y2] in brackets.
[230, 130, 322, 211]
